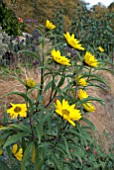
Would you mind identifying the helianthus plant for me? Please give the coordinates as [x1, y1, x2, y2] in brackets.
[0, 18, 113, 170]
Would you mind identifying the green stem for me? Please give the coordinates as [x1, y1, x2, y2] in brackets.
[25, 86, 35, 139]
[73, 64, 84, 77]
[45, 90, 57, 108]
[87, 67, 92, 81]
[52, 121, 68, 148]
[39, 38, 45, 96]
[36, 34, 45, 107]
[73, 64, 84, 100]
[39, 66, 44, 96]
[48, 75, 54, 102]
[29, 112, 34, 140]
[75, 50, 83, 62]
[45, 67, 66, 108]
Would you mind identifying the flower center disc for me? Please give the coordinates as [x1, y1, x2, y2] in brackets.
[28, 82, 33, 86]
[62, 109, 70, 116]
[14, 107, 21, 113]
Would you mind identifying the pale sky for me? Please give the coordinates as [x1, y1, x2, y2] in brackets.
[85, 0, 114, 7]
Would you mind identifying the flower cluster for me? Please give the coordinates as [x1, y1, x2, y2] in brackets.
[45, 21, 98, 68]
[44, 20, 98, 125]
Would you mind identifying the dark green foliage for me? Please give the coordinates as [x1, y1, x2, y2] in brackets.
[70, 3, 114, 55]
[0, 158, 10, 170]
[50, 9, 66, 51]
[0, 126, 114, 170]
[0, 2, 26, 36]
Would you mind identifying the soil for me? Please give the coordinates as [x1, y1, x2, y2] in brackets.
[87, 70, 114, 150]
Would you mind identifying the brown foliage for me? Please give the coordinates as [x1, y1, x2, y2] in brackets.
[3, 0, 81, 30]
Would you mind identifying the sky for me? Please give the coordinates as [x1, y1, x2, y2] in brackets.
[84, 0, 114, 7]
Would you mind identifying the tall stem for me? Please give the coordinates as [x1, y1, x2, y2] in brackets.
[39, 37, 45, 96]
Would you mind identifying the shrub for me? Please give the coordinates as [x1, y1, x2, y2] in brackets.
[0, 1, 26, 36]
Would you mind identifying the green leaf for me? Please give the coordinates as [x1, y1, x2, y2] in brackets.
[88, 78, 110, 88]
[10, 76, 26, 86]
[0, 91, 32, 106]
[82, 73, 109, 87]
[97, 67, 114, 74]
[65, 129, 86, 142]
[75, 152, 83, 164]
[0, 131, 12, 140]
[57, 76, 65, 88]
[6, 145, 13, 162]
[35, 144, 44, 170]
[55, 147, 66, 156]
[40, 111, 53, 125]
[9, 124, 31, 133]
[3, 133, 27, 148]
[44, 79, 56, 93]
[53, 157, 61, 169]
[28, 84, 40, 95]
[0, 159, 10, 170]
[82, 117, 95, 130]
[62, 136, 72, 159]
[35, 123, 43, 144]
[77, 96, 106, 108]
[0, 139, 5, 147]
[21, 142, 33, 170]
[3, 105, 8, 125]
[88, 82, 109, 91]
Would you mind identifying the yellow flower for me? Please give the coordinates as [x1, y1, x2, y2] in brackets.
[46, 20, 56, 30]
[12, 144, 23, 161]
[78, 89, 88, 100]
[7, 103, 27, 119]
[98, 46, 104, 53]
[55, 99, 82, 126]
[0, 150, 3, 155]
[83, 103, 95, 112]
[64, 32, 84, 50]
[84, 51, 98, 68]
[26, 79, 36, 88]
[78, 90, 95, 112]
[51, 49, 71, 66]
[75, 75, 87, 86]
